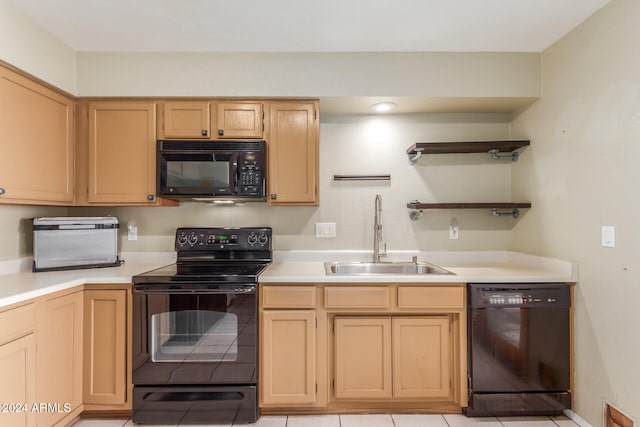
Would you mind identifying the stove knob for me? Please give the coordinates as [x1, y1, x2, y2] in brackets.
[258, 233, 269, 246]
[177, 233, 188, 245]
[188, 233, 198, 245]
[247, 233, 258, 245]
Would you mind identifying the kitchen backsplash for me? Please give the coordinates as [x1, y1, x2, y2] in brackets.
[0, 113, 519, 260]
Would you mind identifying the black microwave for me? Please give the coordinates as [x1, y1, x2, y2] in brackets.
[157, 140, 266, 201]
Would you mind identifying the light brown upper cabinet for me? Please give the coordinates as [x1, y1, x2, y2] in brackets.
[0, 65, 75, 205]
[214, 102, 263, 138]
[84, 101, 163, 205]
[159, 101, 263, 140]
[162, 101, 211, 138]
[266, 101, 319, 206]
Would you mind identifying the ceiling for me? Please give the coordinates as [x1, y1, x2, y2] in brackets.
[8, 0, 609, 53]
[7, 0, 610, 115]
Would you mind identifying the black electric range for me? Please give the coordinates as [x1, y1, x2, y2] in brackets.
[131, 227, 271, 425]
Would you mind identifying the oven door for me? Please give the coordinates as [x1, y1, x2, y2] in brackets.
[132, 284, 257, 386]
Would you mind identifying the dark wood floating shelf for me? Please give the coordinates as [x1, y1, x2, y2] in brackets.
[406, 140, 530, 155]
[407, 202, 532, 210]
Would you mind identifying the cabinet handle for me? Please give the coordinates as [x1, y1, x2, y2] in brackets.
[147, 194, 155, 201]
[270, 194, 277, 200]
[218, 129, 224, 136]
[201, 129, 208, 136]
[0, 187, 5, 195]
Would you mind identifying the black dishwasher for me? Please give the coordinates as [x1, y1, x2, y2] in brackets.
[466, 283, 571, 416]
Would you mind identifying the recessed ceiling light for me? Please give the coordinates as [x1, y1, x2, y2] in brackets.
[370, 102, 397, 113]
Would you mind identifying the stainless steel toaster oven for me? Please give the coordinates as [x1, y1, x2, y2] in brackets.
[33, 217, 122, 272]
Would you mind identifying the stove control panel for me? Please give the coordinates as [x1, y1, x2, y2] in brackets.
[175, 227, 272, 250]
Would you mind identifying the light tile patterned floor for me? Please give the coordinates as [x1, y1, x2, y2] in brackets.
[74, 414, 580, 427]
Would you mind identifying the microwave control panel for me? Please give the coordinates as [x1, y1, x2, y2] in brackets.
[239, 152, 265, 196]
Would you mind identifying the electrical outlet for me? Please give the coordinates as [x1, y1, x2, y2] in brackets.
[128, 225, 138, 241]
[315, 222, 337, 238]
[449, 224, 459, 239]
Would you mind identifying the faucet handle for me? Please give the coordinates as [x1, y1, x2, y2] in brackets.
[412, 256, 418, 264]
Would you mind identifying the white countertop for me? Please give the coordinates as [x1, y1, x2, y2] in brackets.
[0, 252, 175, 308]
[0, 251, 577, 309]
[260, 262, 573, 284]
[0, 262, 168, 308]
[261, 251, 577, 283]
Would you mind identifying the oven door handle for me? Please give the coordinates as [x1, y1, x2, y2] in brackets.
[132, 285, 256, 295]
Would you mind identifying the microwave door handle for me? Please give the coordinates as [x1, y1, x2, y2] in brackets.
[230, 153, 240, 193]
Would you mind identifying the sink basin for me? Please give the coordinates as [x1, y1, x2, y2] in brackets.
[324, 261, 454, 276]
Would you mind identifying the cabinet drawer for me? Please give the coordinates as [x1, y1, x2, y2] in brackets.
[397, 286, 464, 310]
[324, 287, 391, 309]
[262, 286, 317, 309]
[0, 303, 36, 344]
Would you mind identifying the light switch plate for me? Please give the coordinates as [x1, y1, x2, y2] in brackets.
[602, 225, 615, 247]
[449, 224, 459, 239]
[315, 222, 337, 238]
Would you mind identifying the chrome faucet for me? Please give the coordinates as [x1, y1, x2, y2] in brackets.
[373, 194, 387, 263]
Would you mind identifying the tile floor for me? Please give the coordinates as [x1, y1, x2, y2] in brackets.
[72, 414, 579, 427]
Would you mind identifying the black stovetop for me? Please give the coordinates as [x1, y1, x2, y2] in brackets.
[132, 261, 270, 284]
[132, 227, 273, 285]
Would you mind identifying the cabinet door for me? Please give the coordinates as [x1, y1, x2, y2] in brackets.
[88, 102, 157, 203]
[83, 289, 127, 405]
[162, 101, 210, 138]
[261, 310, 316, 405]
[267, 102, 318, 205]
[0, 66, 74, 205]
[0, 335, 36, 427]
[36, 291, 83, 426]
[215, 102, 263, 138]
[334, 317, 392, 399]
[392, 317, 451, 399]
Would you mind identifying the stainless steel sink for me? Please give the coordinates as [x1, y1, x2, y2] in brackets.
[324, 261, 454, 276]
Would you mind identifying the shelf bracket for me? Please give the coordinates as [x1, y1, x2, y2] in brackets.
[408, 210, 424, 221]
[488, 149, 520, 162]
[492, 208, 520, 219]
[407, 148, 424, 165]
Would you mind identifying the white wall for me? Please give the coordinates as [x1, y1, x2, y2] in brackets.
[76, 51, 540, 98]
[72, 113, 517, 254]
[510, 0, 640, 423]
[0, 205, 67, 260]
[0, 0, 76, 93]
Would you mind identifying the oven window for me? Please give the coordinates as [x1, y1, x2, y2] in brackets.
[151, 309, 238, 362]
[166, 161, 229, 188]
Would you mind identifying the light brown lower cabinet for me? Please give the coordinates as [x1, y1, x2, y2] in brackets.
[83, 289, 128, 408]
[334, 316, 451, 401]
[392, 316, 451, 399]
[0, 285, 131, 426]
[36, 290, 84, 426]
[260, 283, 466, 414]
[260, 310, 316, 405]
[334, 317, 392, 399]
[0, 334, 36, 427]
